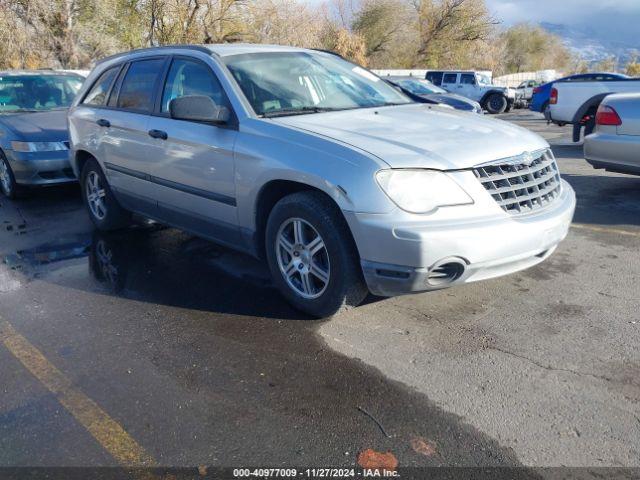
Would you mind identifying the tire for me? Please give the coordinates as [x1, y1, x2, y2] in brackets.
[0, 150, 20, 199]
[80, 158, 131, 230]
[484, 93, 508, 114]
[542, 101, 550, 121]
[265, 191, 368, 318]
[584, 116, 596, 137]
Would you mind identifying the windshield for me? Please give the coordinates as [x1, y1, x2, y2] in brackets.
[0, 74, 83, 113]
[476, 74, 492, 86]
[394, 78, 446, 95]
[223, 52, 412, 117]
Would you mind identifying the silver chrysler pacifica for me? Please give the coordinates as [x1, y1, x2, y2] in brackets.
[68, 44, 576, 317]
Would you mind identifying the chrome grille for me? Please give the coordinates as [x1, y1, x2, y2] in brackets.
[473, 150, 561, 215]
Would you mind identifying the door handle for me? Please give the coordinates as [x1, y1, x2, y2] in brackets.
[148, 129, 168, 140]
[96, 119, 111, 127]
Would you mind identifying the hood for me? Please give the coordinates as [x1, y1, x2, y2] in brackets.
[423, 93, 477, 111]
[0, 109, 69, 142]
[272, 104, 548, 170]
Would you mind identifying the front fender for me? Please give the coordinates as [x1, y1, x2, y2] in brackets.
[479, 90, 507, 105]
[233, 120, 396, 231]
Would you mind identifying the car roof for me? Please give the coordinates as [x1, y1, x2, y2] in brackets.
[205, 43, 313, 56]
[97, 43, 320, 65]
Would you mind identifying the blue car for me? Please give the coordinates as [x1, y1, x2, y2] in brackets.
[0, 70, 84, 198]
[530, 72, 629, 118]
[385, 76, 483, 114]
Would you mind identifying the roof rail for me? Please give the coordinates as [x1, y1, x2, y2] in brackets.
[96, 44, 213, 65]
[311, 48, 344, 58]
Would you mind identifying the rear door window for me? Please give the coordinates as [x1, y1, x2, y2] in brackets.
[117, 58, 165, 112]
[83, 67, 119, 106]
[460, 74, 476, 85]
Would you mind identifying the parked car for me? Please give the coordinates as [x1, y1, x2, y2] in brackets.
[530, 72, 629, 120]
[425, 70, 516, 114]
[0, 70, 85, 198]
[516, 80, 541, 102]
[385, 76, 482, 113]
[584, 92, 640, 175]
[548, 75, 640, 141]
[68, 45, 576, 317]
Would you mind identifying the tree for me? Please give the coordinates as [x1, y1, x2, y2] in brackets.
[592, 56, 616, 73]
[499, 23, 571, 74]
[320, 24, 368, 65]
[412, 0, 498, 68]
[352, 0, 402, 56]
[245, 0, 324, 48]
[626, 54, 640, 77]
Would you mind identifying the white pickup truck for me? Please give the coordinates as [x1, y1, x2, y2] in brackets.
[549, 78, 640, 141]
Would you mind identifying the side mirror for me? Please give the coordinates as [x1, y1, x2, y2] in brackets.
[169, 95, 230, 124]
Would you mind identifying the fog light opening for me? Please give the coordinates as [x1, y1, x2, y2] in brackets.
[427, 260, 466, 287]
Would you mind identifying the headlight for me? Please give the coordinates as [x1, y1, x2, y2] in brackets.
[376, 169, 473, 214]
[10, 141, 69, 152]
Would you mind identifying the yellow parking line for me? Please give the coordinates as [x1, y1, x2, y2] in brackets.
[0, 319, 155, 467]
[571, 223, 640, 238]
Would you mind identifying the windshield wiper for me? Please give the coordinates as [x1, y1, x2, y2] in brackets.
[262, 106, 336, 118]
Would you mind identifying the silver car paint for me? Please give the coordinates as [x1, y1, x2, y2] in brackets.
[584, 93, 640, 175]
[69, 45, 576, 296]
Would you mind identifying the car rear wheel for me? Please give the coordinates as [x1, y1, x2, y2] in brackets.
[0, 151, 19, 199]
[484, 93, 508, 114]
[81, 159, 131, 231]
[265, 191, 368, 318]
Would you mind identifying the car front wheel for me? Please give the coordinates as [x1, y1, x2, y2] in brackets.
[0, 151, 19, 199]
[484, 93, 508, 114]
[81, 159, 131, 230]
[265, 191, 368, 318]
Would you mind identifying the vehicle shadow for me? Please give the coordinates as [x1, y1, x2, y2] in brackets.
[561, 172, 640, 227]
[12, 183, 82, 209]
[5, 226, 542, 471]
[82, 226, 314, 321]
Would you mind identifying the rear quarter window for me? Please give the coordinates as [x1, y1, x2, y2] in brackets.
[83, 67, 119, 106]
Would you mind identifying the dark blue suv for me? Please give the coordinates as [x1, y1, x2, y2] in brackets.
[530, 72, 629, 118]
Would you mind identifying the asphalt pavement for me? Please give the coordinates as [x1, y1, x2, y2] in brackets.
[0, 110, 638, 475]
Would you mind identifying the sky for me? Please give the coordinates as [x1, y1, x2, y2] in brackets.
[484, 0, 640, 44]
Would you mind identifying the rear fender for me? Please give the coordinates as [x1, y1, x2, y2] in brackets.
[571, 94, 609, 142]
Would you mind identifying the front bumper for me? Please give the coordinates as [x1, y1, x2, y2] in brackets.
[5, 149, 76, 186]
[346, 180, 576, 296]
[584, 132, 640, 176]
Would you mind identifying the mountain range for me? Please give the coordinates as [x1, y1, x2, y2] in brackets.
[540, 22, 639, 67]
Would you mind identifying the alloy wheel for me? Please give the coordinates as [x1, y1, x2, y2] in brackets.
[275, 218, 330, 299]
[490, 96, 504, 111]
[86, 171, 107, 220]
[96, 240, 119, 287]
